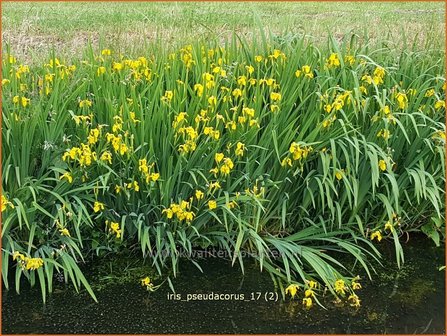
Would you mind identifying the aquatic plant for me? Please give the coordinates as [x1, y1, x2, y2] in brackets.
[1, 32, 444, 305]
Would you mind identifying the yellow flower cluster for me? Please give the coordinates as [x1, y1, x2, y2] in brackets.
[93, 201, 105, 213]
[100, 151, 113, 165]
[87, 127, 101, 145]
[245, 183, 265, 198]
[394, 92, 408, 109]
[425, 88, 435, 97]
[432, 130, 446, 142]
[270, 92, 282, 102]
[105, 132, 130, 156]
[285, 283, 300, 298]
[435, 100, 445, 110]
[203, 126, 220, 139]
[172, 112, 203, 155]
[361, 66, 385, 86]
[59, 228, 71, 237]
[348, 293, 361, 307]
[172, 112, 188, 128]
[370, 230, 382, 242]
[55, 219, 71, 237]
[13, 252, 44, 271]
[378, 159, 387, 171]
[125, 180, 140, 192]
[45, 58, 76, 78]
[351, 276, 362, 290]
[12, 95, 30, 108]
[177, 126, 199, 154]
[281, 142, 313, 167]
[322, 115, 337, 128]
[63, 144, 97, 167]
[372, 213, 400, 241]
[268, 49, 287, 61]
[259, 77, 279, 88]
[98, 53, 153, 81]
[325, 53, 340, 68]
[208, 200, 217, 210]
[344, 55, 356, 66]
[138, 159, 160, 184]
[162, 200, 195, 223]
[141, 276, 154, 291]
[208, 181, 221, 193]
[72, 114, 91, 125]
[13, 63, 30, 79]
[334, 279, 346, 295]
[37, 58, 76, 95]
[377, 129, 391, 140]
[225, 106, 260, 131]
[195, 190, 204, 200]
[60, 172, 73, 183]
[234, 142, 245, 157]
[335, 169, 345, 181]
[79, 99, 92, 108]
[384, 220, 393, 232]
[1, 195, 15, 212]
[180, 45, 195, 68]
[323, 90, 352, 113]
[295, 64, 314, 79]
[162, 90, 174, 103]
[210, 153, 234, 177]
[285, 279, 320, 308]
[372, 105, 397, 124]
[106, 220, 122, 239]
[335, 277, 362, 307]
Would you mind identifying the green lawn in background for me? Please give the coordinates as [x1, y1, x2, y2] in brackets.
[2, 1, 445, 60]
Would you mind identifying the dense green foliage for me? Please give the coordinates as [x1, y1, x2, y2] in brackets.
[1, 33, 445, 306]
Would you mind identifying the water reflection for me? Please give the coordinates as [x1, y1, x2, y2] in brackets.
[2, 236, 445, 334]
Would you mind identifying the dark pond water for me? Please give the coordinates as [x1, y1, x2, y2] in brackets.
[2, 236, 445, 334]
